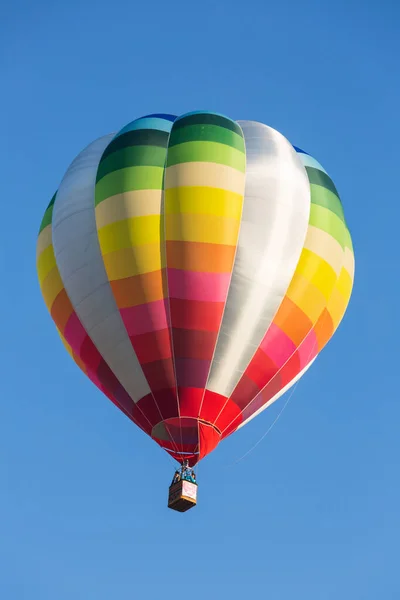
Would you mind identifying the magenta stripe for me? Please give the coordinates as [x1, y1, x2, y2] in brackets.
[167, 268, 231, 302]
[64, 312, 87, 353]
[120, 300, 169, 336]
[260, 323, 297, 368]
[87, 371, 107, 395]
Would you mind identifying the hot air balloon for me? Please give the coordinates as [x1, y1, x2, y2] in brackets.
[36, 111, 354, 512]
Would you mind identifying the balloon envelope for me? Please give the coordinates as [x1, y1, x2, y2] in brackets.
[36, 111, 354, 465]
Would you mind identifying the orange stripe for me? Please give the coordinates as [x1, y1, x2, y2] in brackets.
[50, 289, 74, 332]
[166, 240, 236, 273]
[110, 270, 165, 308]
[273, 297, 313, 347]
[72, 351, 88, 373]
[313, 308, 334, 350]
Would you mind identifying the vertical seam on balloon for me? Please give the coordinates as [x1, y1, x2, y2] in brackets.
[194, 119, 247, 461]
[161, 127, 183, 458]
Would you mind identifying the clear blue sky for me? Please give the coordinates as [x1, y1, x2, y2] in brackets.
[2, 1, 399, 598]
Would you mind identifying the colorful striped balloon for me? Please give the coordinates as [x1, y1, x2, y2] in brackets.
[36, 111, 354, 465]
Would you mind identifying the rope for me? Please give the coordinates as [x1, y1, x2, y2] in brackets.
[227, 311, 325, 467]
[227, 375, 301, 466]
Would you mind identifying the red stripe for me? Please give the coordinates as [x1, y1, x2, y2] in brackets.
[214, 398, 243, 433]
[170, 298, 224, 331]
[279, 351, 300, 387]
[140, 359, 176, 392]
[129, 329, 172, 363]
[178, 387, 204, 417]
[244, 349, 279, 389]
[230, 375, 262, 410]
[172, 328, 217, 360]
[199, 389, 229, 423]
[239, 375, 284, 425]
[79, 336, 102, 372]
[136, 393, 163, 426]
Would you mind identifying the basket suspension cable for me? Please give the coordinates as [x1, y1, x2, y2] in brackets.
[227, 314, 324, 467]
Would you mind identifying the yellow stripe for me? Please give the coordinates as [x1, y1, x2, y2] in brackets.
[102, 245, 163, 279]
[286, 273, 326, 323]
[41, 268, 64, 309]
[165, 187, 243, 219]
[327, 287, 348, 328]
[98, 215, 161, 253]
[36, 225, 53, 258]
[95, 190, 162, 228]
[303, 226, 344, 276]
[295, 248, 338, 301]
[164, 162, 245, 194]
[166, 213, 241, 245]
[37, 244, 57, 285]
[336, 267, 353, 301]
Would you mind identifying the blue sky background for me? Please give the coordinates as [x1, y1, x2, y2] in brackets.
[1, 1, 399, 598]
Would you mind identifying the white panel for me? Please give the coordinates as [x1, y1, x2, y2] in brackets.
[207, 121, 311, 398]
[52, 135, 151, 403]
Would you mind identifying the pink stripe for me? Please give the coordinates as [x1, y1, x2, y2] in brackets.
[120, 300, 169, 336]
[167, 268, 231, 302]
[260, 323, 297, 368]
[64, 312, 87, 353]
[298, 329, 318, 369]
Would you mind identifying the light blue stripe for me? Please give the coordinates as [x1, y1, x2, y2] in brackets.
[115, 117, 174, 137]
[297, 152, 328, 175]
[293, 145, 310, 155]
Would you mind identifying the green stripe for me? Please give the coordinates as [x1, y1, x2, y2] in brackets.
[95, 166, 164, 205]
[48, 192, 57, 208]
[166, 141, 246, 172]
[343, 227, 353, 252]
[101, 129, 169, 161]
[173, 113, 242, 136]
[309, 204, 348, 249]
[168, 124, 245, 152]
[310, 184, 345, 222]
[39, 192, 57, 233]
[96, 146, 167, 182]
[306, 167, 339, 197]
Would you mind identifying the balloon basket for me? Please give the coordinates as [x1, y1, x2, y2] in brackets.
[168, 479, 198, 512]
